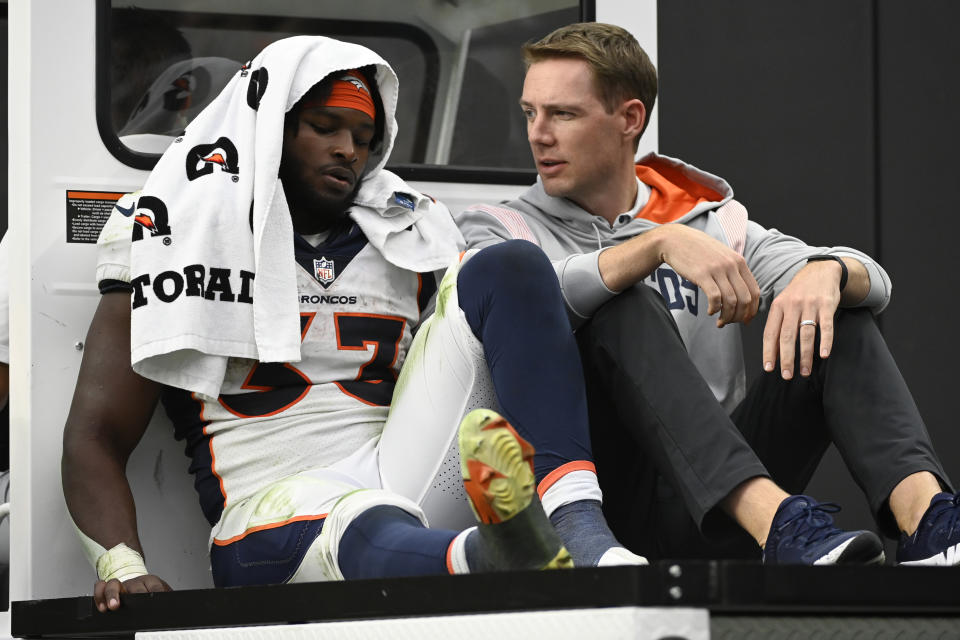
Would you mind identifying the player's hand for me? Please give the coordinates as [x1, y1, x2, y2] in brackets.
[762, 259, 843, 379]
[658, 225, 760, 327]
[93, 574, 171, 612]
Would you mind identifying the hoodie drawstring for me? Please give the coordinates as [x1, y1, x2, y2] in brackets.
[592, 222, 603, 251]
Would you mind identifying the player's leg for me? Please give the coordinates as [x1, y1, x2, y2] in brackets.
[455, 240, 643, 567]
[212, 424, 570, 585]
[208, 470, 360, 587]
[377, 254, 498, 532]
[319, 411, 571, 580]
[381, 240, 642, 567]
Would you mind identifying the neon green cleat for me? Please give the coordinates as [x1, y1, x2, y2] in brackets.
[459, 409, 573, 571]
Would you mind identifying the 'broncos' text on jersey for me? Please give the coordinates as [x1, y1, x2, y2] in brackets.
[102, 216, 438, 528]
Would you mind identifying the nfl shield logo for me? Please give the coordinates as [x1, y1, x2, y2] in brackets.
[314, 257, 335, 285]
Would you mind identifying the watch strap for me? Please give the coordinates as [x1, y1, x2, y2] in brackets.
[806, 254, 848, 292]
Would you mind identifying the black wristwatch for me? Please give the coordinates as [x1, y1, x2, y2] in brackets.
[806, 254, 848, 292]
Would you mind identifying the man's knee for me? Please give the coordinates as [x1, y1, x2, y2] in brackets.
[834, 307, 876, 334]
[461, 240, 554, 290]
[827, 307, 883, 358]
[306, 489, 428, 581]
[458, 241, 562, 321]
[581, 284, 679, 346]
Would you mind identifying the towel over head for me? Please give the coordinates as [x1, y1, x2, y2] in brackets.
[127, 36, 463, 398]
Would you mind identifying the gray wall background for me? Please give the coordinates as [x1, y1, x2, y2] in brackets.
[658, 0, 960, 556]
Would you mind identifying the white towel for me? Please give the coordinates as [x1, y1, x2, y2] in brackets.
[350, 170, 464, 274]
[128, 36, 462, 399]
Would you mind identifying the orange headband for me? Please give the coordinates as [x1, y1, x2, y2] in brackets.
[303, 69, 376, 121]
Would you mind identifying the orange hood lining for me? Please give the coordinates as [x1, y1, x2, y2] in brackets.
[635, 158, 724, 224]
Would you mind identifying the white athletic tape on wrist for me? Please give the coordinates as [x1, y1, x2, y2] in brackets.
[73, 522, 108, 570]
[73, 521, 149, 582]
[96, 543, 149, 583]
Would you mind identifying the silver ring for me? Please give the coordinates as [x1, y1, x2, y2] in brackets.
[799, 319, 817, 327]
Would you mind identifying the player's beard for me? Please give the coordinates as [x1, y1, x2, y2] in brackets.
[279, 157, 362, 234]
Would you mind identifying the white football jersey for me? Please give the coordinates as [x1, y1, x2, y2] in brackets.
[97, 210, 436, 526]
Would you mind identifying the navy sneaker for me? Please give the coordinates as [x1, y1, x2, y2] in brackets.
[762, 495, 885, 565]
[897, 492, 960, 566]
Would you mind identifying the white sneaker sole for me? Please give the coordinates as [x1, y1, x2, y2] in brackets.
[812, 533, 885, 565]
[899, 541, 960, 566]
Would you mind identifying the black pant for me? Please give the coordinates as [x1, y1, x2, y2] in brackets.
[577, 284, 950, 560]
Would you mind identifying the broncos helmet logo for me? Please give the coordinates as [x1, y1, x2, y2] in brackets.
[163, 66, 211, 112]
[185, 137, 240, 181]
[131, 196, 172, 242]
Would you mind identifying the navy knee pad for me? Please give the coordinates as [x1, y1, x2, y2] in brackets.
[458, 240, 562, 339]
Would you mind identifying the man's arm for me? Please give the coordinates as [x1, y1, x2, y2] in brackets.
[598, 224, 762, 327]
[458, 204, 761, 328]
[456, 204, 618, 327]
[61, 291, 170, 611]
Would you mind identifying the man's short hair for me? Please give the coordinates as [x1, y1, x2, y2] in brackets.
[523, 22, 658, 142]
[284, 64, 386, 155]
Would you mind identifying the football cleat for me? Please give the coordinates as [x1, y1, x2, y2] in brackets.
[459, 409, 573, 570]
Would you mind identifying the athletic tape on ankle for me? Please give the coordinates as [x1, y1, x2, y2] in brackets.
[539, 468, 603, 517]
[96, 543, 149, 583]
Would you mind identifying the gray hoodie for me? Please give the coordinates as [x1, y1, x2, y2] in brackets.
[456, 152, 891, 412]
